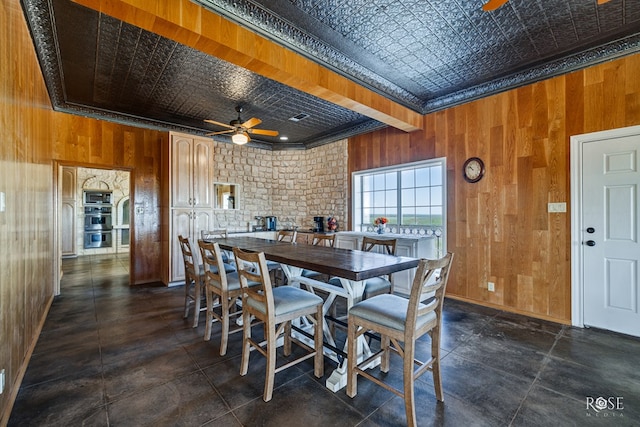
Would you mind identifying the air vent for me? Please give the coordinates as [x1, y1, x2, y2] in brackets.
[289, 113, 310, 122]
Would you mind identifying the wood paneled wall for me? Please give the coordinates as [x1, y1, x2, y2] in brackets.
[1, 1, 166, 424]
[350, 53, 640, 324]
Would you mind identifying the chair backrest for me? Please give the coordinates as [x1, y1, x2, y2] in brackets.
[361, 236, 397, 255]
[312, 233, 335, 247]
[406, 253, 454, 337]
[201, 229, 228, 240]
[277, 230, 297, 243]
[178, 235, 198, 279]
[198, 239, 230, 291]
[233, 248, 275, 319]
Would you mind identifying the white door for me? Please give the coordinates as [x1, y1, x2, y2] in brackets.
[582, 132, 640, 337]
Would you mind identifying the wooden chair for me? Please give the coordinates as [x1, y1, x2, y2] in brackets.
[276, 229, 297, 242]
[179, 235, 206, 328]
[198, 240, 256, 355]
[346, 253, 454, 427]
[302, 233, 336, 280]
[360, 236, 397, 298]
[267, 229, 298, 285]
[201, 229, 233, 264]
[201, 228, 228, 239]
[327, 236, 397, 317]
[233, 247, 324, 402]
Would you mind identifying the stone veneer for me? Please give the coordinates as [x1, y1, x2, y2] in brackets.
[211, 139, 348, 232]
[76, 167, 130, 255]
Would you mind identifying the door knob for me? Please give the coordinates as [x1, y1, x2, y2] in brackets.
[585, 240, 596, 246]
[586, 227, 595, 234]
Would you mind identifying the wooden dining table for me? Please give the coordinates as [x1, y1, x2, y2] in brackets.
[210, 235, 420, 391]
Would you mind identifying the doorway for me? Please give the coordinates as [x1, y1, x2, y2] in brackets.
[571, 125, 640, 337]
[56, 164, 131, 294]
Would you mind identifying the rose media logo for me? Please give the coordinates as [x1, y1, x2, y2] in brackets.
[586, 396, 624, 418]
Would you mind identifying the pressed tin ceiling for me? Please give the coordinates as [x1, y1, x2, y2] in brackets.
[21, 0, 640, 150]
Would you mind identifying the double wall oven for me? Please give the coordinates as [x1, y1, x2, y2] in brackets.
[83, 191, 113, 248]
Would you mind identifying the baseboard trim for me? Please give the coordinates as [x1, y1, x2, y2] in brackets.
[0, 294, 54, 427]
[446, 294, 572, 326]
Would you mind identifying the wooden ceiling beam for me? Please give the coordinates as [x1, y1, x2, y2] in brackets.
[72, 0, 423, 133]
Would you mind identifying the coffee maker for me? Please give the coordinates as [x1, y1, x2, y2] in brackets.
[313, 216, 325, 232]
[266, 216, 277, 231]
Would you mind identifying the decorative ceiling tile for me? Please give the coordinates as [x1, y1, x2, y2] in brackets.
[20, 0, 640, 149]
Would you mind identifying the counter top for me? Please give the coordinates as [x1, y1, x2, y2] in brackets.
[336, 231, 435, 240]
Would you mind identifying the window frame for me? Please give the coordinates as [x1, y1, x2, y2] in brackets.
[351, 158, 447, 255]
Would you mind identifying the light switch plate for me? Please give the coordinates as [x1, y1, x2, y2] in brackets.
[548, 202, 566, 213]
[0, 368, 5, 394]
[0, 192, 5, 212]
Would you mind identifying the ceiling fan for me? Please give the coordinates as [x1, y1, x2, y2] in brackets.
[482, 0, 611, 12]
[204, 106, 279, 145]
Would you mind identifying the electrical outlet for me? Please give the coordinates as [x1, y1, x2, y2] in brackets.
[0, 368, 5, 394]
[488, 282, 495, 292]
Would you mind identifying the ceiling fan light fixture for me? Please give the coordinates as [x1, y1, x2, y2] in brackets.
[231, 130, 249, 145]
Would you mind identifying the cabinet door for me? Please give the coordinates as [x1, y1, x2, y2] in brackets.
[61, 200, 76, 256]
[171, 209, 193, 282]
[192, 138, 213, 208]
[171, 136, 194, 208]
[335, 235, 360, 250]
[61, 167, 76, 200]
[193, 210, 213, 241]
[392, 242, 416, 296]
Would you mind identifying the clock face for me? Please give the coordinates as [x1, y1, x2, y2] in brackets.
[463, 157, 485, 183]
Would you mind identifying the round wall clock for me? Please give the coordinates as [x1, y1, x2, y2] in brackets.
[463, 157, 485, 183]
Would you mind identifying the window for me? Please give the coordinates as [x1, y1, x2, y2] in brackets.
[352, 158, 446, 255]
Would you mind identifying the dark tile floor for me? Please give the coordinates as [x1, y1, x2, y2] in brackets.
[9, 254, 640, 426]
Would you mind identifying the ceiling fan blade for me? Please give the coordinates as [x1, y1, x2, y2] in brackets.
[204, 119, 234, 129]
[205, 130, 234, 136]
[248, 128, 279, 137]
[241, 117, 262, 129]
[597, 0, 611, 3]
[482, 0, 508, 11]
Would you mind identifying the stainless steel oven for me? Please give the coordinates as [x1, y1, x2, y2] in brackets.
[84, 231, 113, 248]
[84, 206, 112, 230]
[84, 205, 113, 248]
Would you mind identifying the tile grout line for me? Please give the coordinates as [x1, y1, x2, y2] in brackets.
[507, 324, 567, 426]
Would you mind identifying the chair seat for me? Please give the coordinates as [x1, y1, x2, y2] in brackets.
[266, 260, 280, 270]
[246, 285, 323, 317]
[302, 269, 322, 278]
[328, 276, 390, 298]
[362, 276, 391, 299]
[349, 294, 436, 332]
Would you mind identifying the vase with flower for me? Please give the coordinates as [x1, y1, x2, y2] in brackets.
[374, 217, 388, 234]
[327, 217, 338, 231]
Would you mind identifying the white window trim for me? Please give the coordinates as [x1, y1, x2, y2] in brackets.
[351, 157, 447, 255]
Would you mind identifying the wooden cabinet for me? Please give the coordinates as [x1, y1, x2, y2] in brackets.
[171, 134, 213, 209]
[61, 167, 77, 257]
[170, 209, 213, 282]
[169, 132, 215, 283]
[335, 231, 436, 296]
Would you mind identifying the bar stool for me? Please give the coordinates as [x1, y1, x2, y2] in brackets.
[178, 235, 206, 328]
[233, 247, 324, 402]
[346, 253, 454, 427]
[201, 229, 233, 265]
[301, 233, 336, 280]
[267, 230, 297, 286]
[198, 240, 257, 355]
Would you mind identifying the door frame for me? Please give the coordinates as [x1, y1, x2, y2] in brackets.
[570, 124, 640, 328]
[54, 161, 134, 295]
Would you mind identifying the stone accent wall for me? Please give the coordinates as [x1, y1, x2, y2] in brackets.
[210, 139, 348, 232]
[302, 141, 348, 231]
[76, 167, 130, 255]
